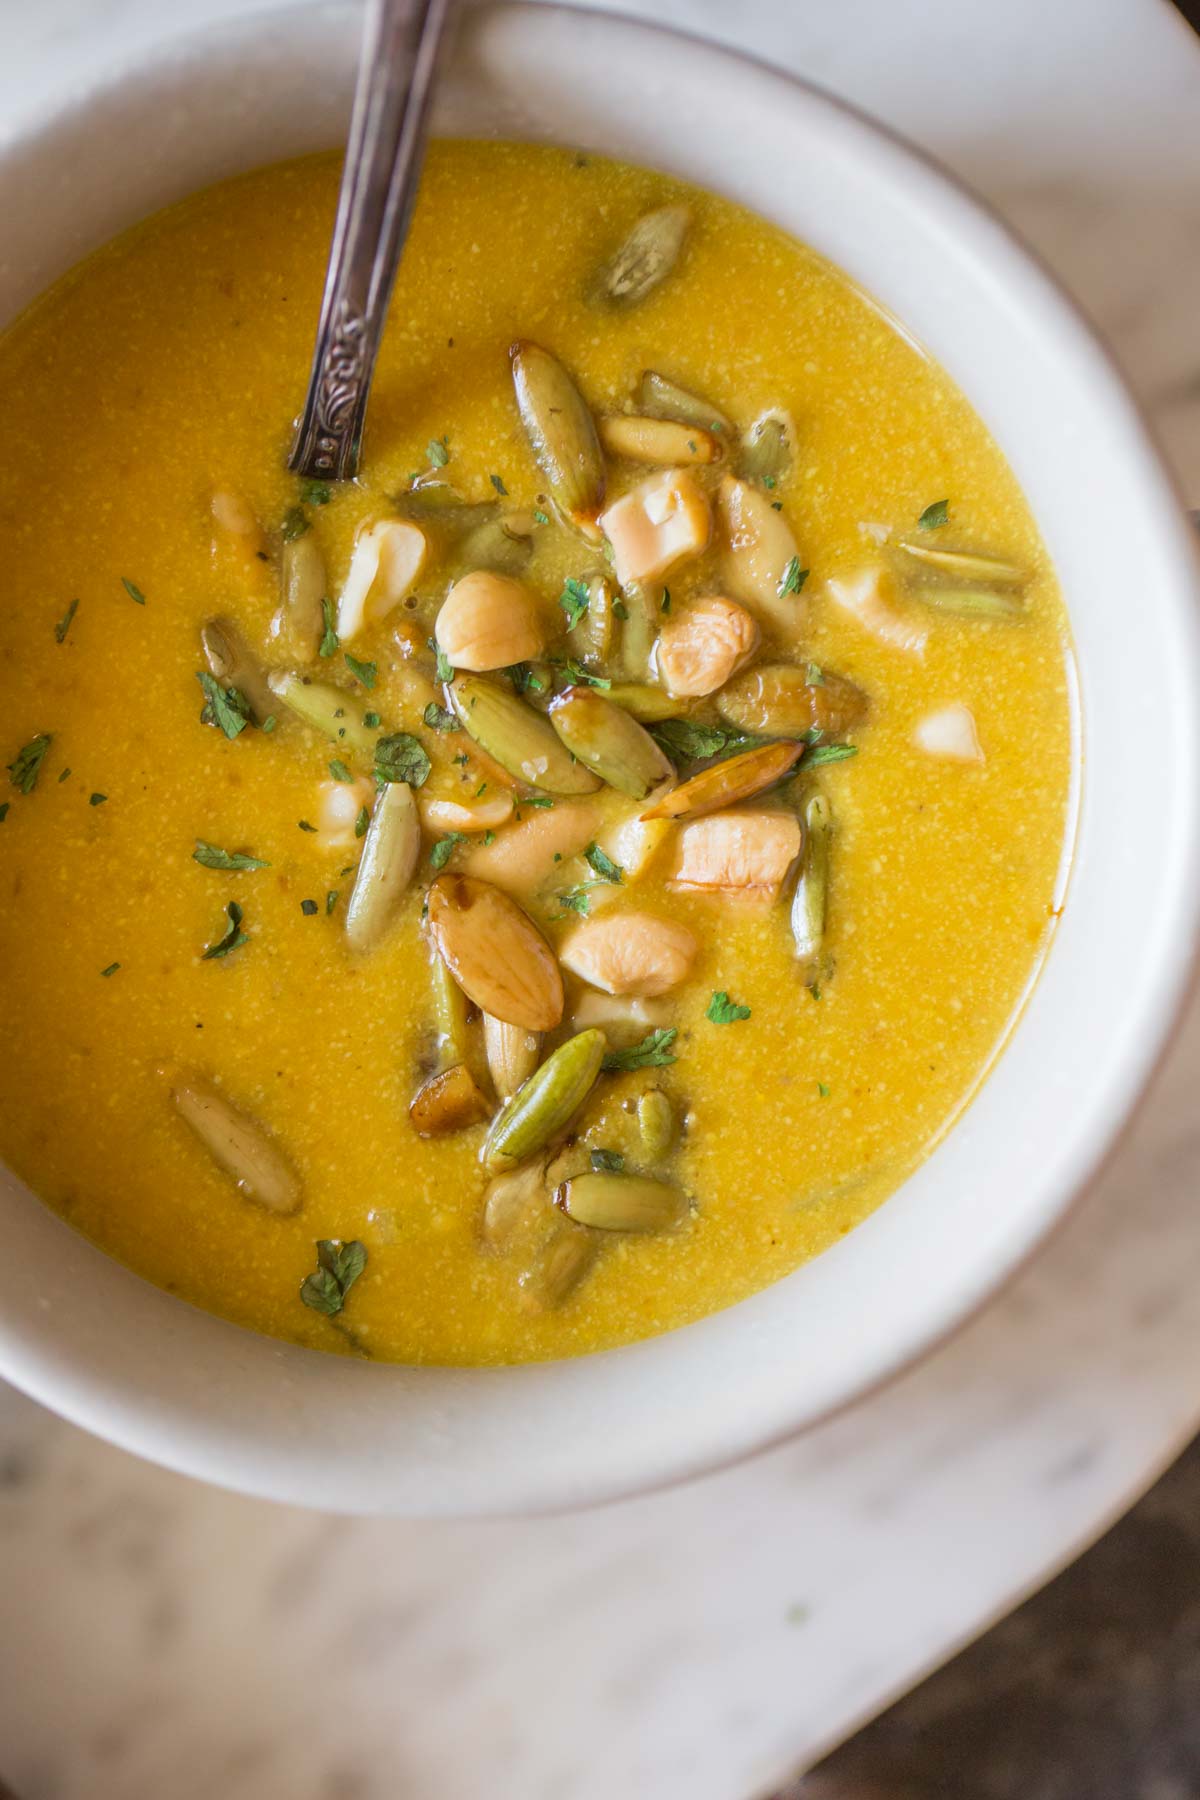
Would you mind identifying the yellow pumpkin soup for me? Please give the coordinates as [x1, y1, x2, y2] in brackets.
[0, 142, 1073, 1362]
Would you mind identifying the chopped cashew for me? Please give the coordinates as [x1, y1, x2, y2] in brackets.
[827, 566, 927, 656]
[671, 809, 802, 896]
[435, 571, 548, 672]
[337, 520, 427, 641]
[655, 594, 760, 697]
[599, 468, 712, 586]
[560, 910, 699, 996]
[315, 775, 375, 850]
[913, 704, 984, 763]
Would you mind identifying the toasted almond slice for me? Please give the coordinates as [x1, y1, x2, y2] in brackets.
[671, 809, 803, 895]
[655, 594, 760, 698]
[338, 519, 427, 641]
[599, 416, 720, 466]
[559, 910, 698, 997]
[599, 468, 711, 586]
[427, 874, 564, 1031]
[435, 571, 548, 672]
[642, 740, 803, 821]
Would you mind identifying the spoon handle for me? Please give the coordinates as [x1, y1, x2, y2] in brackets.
[289, 0, 455, 482]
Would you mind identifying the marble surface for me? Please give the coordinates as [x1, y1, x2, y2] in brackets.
[3, 1, 1200, 1796]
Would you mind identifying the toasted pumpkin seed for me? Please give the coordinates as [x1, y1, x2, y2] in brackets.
[616, 581, 661, 681]
[570, 574, 614, 663]
[908, 583, 1026, 620]
[275, 534, 326, 662]
[637, 1086, 676, 1162]
[895, 540, 1026, 585]
[642, 738, 804, 820]
[739, 408, 795, 487]
[427, 873, 565, 1032]
[716, 663, 869, 740]
[458, 513, 535, 576]
[201, 617, 276, 724]
[516, 1218, 599, 1311]
[448, 674, 601, 795]
[555, 1170, 688, 1232]
[481, 1157, 552, 1252]
[394, 484, 496, 532]
[266, 671, 379, 756]
[606, 682, 690, 723]
[639, 369, 732, 435]
[548, 685, 674, 800]
[594, 204, 690, 307]
[409, 1062, 491, 1137]
[162, 1066, 301, 1215]
[483, 1013, 542, 1101]
[510, 341, 605, 532]
[429, 947, 471, 1070]
[791, 793, 831, 980]
[482, 1028, 606, 1170]
[344, 781, 420, 953]
[598, 415, 720, 466]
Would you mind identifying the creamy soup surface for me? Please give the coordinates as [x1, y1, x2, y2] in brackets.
[0, 142, 1073, 1363]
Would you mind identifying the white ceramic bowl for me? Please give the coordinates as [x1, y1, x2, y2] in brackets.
[1, 1, 1198, 1517]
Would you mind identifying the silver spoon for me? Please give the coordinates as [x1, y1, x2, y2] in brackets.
[289, 0, 457, 483]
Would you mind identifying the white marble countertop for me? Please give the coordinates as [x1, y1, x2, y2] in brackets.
[3, 1, 1200, 1796]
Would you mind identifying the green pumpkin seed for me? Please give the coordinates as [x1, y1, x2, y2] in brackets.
[482, 1028, 607, 1171]
[448, 674, 601, 794]
[266, 671, 380, 756]
[483, 1013, 542, 1101]
[606, 682, 688, 723]
[276, 534, 327, 661]
[908, 583, 1026, 620]
[716, 663, 869, 740]
[896, 540, 1026, 586]
[636, 1086, 676, 1162]
[429, 949, 471, 1070]
[616, 581, 661, 680]
[458, 513, 535, 576]
[738, 408, 794, 487]
[570, 574, 614, 663]
[481, 1157, 552, 1253]
[393, 483, 495, 530]
[510, 341, 605, 531]
[548, 685, 673, 799]
[162, 1066, 301, 1215]
[639, 369, 732, 435]
[516, 1218, 599, 1311]
[791, 793, 832, 980]
[344, 782, 420, 953]
[201, 617, 276, 724]
[594, 204, 690, 308]
[554, 1170, 689, 1232]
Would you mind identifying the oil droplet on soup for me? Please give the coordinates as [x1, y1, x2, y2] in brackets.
[0, 142, 1072, 1364]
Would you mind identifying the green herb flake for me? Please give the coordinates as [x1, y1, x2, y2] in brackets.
[648, 717, 756, 766]
[318, 598, 339, 659]
[0, 803, 9, 824]
[121, 577, 147, 606]
[918, 498, 950, 531]
[54, 598, 79, 644]
[533, 509, 550, 526]
[602, 1028, 678, 1072]
[7, 733, 52, 795]
[524, 795, 555, 810]
[298, 819, 318, 833]
[706, 990, 751, 1024]
[196, 672, 251, 740]
[777, 556, 809, 598]
[427, 438, 450, 469]
[762, 474, 776, 490]
[342, 652, 377, 690]
[806, 663, 825, 686]
[612, 598, 629, 621]
[100, 962, 120, 979]
[300, 898, 319, 916]
[430, 831, 467, 870]
[57, 767, 71, 784]
[490, 474, 509, 497]
[328, 758, 353, 783]
[301, 480, 332, 507]
[281, 506, 310, 542]
[325, 890, 340, 915]
[201, 900, 249, 960]
[354, 805, 370, 839]
[374, 732, 430, 788]
[429, 639, 454, 683]
[555, 886, 594, 917]
[559, 576, 591, 631]
[584, 842, 624, 885]
[590, 1148, 625, 1174]
[804, 743, 858, 767]
[817, 1081, 829, 1098]
[262, 714, 278, 733]
[506, 662, 545, 694]
[299, 1238, 367, 1317]
[561, 659, 611, 690]
[193, 840, 270, 872]
[363, 710, 382, 730]
[483, 830, 496, 846]
[423, 701, 456, 733]
[90, 792, 107, 807]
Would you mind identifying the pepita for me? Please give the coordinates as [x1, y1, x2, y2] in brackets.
[510, 341, 605, 532]
[516, 1218, 599, 1311]
[895, 540, 1026, 586]
[448, 674, 602, 795]
[162, 1066, 301, 1215]
[639, 369, 732, 436]
[554, 1170, 689, 1233]
[908, 584, 1026, 621]
[344, 781, 420, 952]
[201, 617, 276, 724]
[548, 685, 674, 799]
[738, 408, 795, 487]
[716, 663, 869, 740]
[266, 671, 380, 756]
[274, 534, 326, 661]
[482, 1028, 606, 1170]
[637, 1086, 676, 1161]
[594, 204, 690, 308]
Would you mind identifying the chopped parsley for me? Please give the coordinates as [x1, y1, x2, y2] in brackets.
[301, 479, 332, 507]
[554, 885, 597, 917]
[325, 890, 340, 915]
[533, 509, 550, 526]
[806, 663, 825, 686]
[590, 1148, 625, 1174]
[89, 793, 107, 806]
[57, 767, 71, 784]
[506, 661, 545, 694]
[374, 732, 430, 788]
[426, 437, 450, 468]
[299, 1238, 367, 1317]
[584, 842, 623, 885]
[804, 743, 858, 766]
[522, 795, 555, 810]
[559, 576, 591, 631]
[7, 733, 52, 795]
[354, 805, 370, 838]
[490, 473, 509, 496]
[328, 759, 353, 783]
[817, 1081, 830, 1098]
[298, 819, 318, 833]
[430, 639, 454, 683]
[649, 717, 756, 765]
[561, 659, 611, 689]
[197, 672, 251, 740]
[201, 900, 249, 960]
[300, 898, 319, 916]
[363, 710, 382, 730]
[121, 577, 147, 605]
[601, 1028, 678, 1072]
[262, 715, 277, 733]
[100, 962, 120, 979]
[344, 652, 377, 689]
[430, 831, 467, 870]
[54, 598, 79, 644]
[318, 598, 339, 658]
[193, 841, 270, 872]
[918, 498, 950, 530]
[777, 556, 809, 598]
[281, 505, 310, 541]
[706, 990, 751, 1024]
[423, 701, 457, 733]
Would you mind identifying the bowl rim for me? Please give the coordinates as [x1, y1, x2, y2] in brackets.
[1, 0, 1199, 1516]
